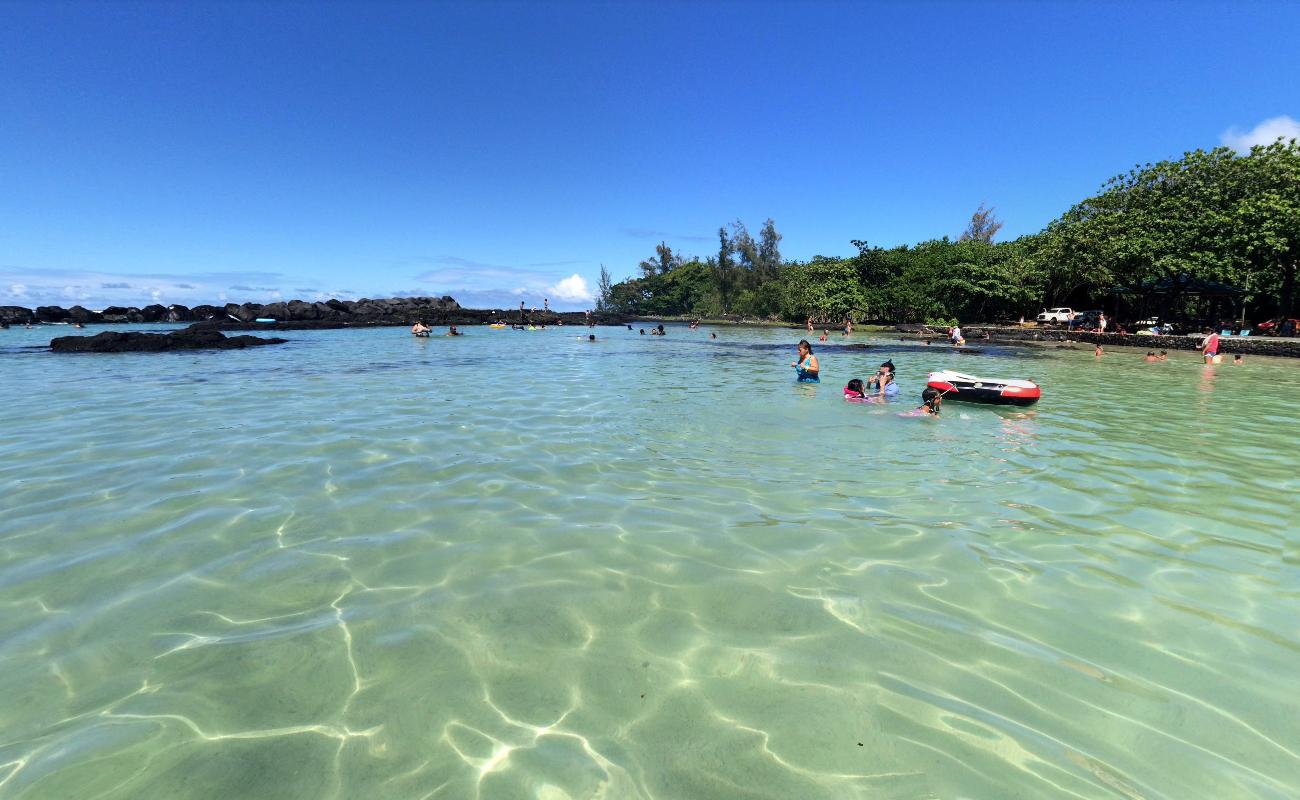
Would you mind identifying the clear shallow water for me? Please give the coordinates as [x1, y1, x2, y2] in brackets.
[1, 323, 1298, 800]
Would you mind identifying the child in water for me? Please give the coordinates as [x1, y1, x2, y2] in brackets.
[843, 378, 867, 400]
[920, 387, 942, 415]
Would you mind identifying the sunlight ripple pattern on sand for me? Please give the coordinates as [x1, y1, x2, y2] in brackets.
[1, 324, 1298, 799]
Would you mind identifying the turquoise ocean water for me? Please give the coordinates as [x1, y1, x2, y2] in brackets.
[1, 323, 1298, 799]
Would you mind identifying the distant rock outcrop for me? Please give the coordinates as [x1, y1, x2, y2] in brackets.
[3, 294, 625, 329]
[50, 326, 287, 353]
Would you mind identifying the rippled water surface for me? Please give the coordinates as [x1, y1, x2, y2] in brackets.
[2, 323, 1298, 799]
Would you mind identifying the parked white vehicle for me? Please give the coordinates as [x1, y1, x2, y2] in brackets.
[1037, 307, 1073, 323]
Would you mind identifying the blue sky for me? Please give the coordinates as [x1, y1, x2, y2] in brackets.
[2, 0, 1297, 310]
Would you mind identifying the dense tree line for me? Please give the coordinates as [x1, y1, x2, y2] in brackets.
[600, 139, 1299, 324]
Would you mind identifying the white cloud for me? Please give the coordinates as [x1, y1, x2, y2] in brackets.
[1221, 115, 1300, 153]
[546, 273, 594, 303]
[0, 268, 291, 310]
[412, 259, 595, 309]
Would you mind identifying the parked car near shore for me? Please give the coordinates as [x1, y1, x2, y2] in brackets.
[1037, 307, 1073, 323]
[1071, 310, 1103, 328]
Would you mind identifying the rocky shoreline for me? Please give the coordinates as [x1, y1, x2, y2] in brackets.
[1, 295, 620, 328]
[960, 326, 1300, 358]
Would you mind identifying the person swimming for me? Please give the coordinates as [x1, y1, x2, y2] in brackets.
[867, 360, 898, 396]
[920, 386, 942, 415]
[587, 334, 596, 341]
[792, 339, 820, 382]
[1144, 351, 1158, 362]
[447, 325, 462, 336]
[844, 378, 866, 400]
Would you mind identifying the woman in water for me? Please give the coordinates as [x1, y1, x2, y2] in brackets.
[792, 339, 820, 382]
[411, 321, 432, 337]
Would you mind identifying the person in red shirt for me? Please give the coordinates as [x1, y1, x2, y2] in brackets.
[1200, 328, 1221, 363]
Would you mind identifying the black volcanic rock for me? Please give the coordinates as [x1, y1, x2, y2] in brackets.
[0, 306, 35, 324]
[140, 304, 169, 322]
[37, 305, 71, 322]
[67, 305, 102, 323]
[50, 326, 287, 352]
[15, 294, 617, 328]
[189, 304, 229, 321]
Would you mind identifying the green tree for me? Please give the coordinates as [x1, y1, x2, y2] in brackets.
[713, 227, 738, 313]
[959, 203, 1004, 243]
[597, 264, 613, 312]
[639, 241, 681, 278]
[779, 257, 865, 322]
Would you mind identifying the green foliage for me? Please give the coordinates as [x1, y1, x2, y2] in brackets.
[606, 141, 1300, 322]
[1036, 140, 1300, 315]
[596, 264, 613, 313]
[779, 257, 865, 321]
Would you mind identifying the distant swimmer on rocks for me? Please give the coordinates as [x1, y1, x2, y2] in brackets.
[792, 339, 820, 382]
[411, 321, 432, 337]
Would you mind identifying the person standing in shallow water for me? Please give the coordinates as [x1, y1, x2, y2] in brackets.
[792, 339, 820, 382]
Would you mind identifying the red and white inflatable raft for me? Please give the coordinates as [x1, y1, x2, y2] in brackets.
[927, 370, 1041, 406]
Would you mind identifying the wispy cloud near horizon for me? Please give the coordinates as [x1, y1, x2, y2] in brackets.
[0, 267, 355, 310]
[409, 255, 595, 309]
[1221, 115, 1300, 153]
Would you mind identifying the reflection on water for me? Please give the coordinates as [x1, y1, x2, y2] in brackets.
[1, 324, 1298, 799]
